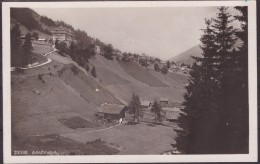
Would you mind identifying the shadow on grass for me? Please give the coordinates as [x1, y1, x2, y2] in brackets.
[146, 123, 156, 127]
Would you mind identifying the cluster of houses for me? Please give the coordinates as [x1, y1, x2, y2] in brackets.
[113, 50, 191, 75]
[20, 26, 77, 46]
[168, 62, 190, 74]
[95, 98, 183, 124]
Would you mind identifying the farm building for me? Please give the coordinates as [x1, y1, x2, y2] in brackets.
[159, 98, 170, 105]
[168, 67, 179, 73]
[140, 100, 152, 110]
[37, 38, 47, 42]
[163, 107, 183, 122]
[97, 103, 126, 122]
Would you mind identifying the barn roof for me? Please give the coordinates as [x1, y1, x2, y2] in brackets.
[162, 107, 181, 112]
[51, 26, 75, 36]
[140, 100, 151, 107]
[165, 111, 180, 120]
[160, 98, 170, 102]
[97, 104, 125, 115]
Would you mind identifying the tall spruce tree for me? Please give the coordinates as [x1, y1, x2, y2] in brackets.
[151, 99, 162, 123]
[11, 23, 22, 66]
[176, 7, 245, 154]
[22, 33, 33, 66]
[211, 7, 238, 152]
[128, 93, 141, 123]
[227, 6, 248, 152]
[11, 23, 21, 51]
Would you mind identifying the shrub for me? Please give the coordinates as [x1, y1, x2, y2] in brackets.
[38, 74, 43, 81]
[85, 64, 89, 72]
[16, 67, 24, 74]
[154, 63, 160, 72]
[161, 65, 168, 74]
[71, 65, 78, 75]
[91, 66, 97, 78]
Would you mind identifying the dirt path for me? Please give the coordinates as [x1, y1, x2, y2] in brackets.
[21, 58, 52, 70]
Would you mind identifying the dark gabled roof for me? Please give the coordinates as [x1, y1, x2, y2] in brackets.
[97, 104, 125, 115]
[52, 26, 70, 31]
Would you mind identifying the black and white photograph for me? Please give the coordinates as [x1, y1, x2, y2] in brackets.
[2, 1, 257, 163]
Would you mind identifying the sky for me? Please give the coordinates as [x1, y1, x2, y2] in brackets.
[33, 7, 239, 60]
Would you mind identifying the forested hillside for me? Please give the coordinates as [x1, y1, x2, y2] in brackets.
[11, 8, 106, 51]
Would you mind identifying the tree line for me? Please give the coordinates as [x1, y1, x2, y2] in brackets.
[11, 24, 33, 67]
[176, 7, 248, 154]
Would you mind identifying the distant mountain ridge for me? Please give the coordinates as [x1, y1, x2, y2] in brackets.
[170, 38, 243, 66]
[169, 45, 202, 66]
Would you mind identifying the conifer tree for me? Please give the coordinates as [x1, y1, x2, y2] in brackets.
[226, 6, 249, 152]
[11, 23, 21, 51]
[176, 7, 245, 154]
[11, 23, 22, 66]
[210, 7, 238, 151]
[151, 99, 162, 123]
[128, 93, 141, 123]
[22, 33, 33, 66]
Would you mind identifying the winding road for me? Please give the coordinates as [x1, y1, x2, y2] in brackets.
[11, 44, 57, 71]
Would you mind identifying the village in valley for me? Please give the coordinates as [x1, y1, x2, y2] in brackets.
[10, 5, 249, 156]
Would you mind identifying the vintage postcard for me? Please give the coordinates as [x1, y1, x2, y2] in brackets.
[2, 0, 257, 163]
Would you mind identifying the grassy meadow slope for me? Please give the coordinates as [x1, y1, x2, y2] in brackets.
[11, 45, 122, 138]
[89, 55, 187, 104]
[11, 61, 98, 137]
[118, 61, 168, 87]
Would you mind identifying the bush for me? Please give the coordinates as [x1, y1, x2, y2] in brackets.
[71, 65, 78, 75]
[91, 66, 97, 78]
[103, 44, 114, 60]
[16, 67, 24, 74]
[32, 32, 39, 40]
[161, 65, 168, 74]
[154, 63, 160, 72]
[85, 64, 89, 72]
[38, 74, 43, 80]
